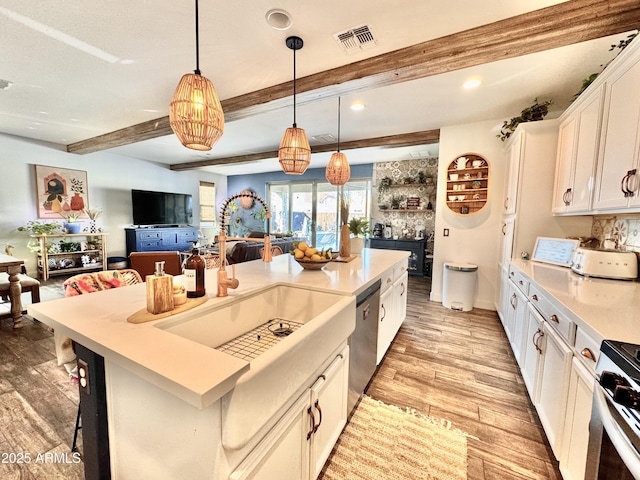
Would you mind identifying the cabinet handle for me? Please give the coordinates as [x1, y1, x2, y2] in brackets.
[510, 293, 517, 310]
[533, 328, 544, 354]
[306, 406, 315, 440]
[502, 224, 507, 235]
[531, 294, 538, 301]
[628, 170, 638, 197]
[313, 400, 323, 433]
[550, 314, 559, 323]
[621, 169, 636, 197]
[504, 197, 509, 210]
[562, 188, 572, 206]
[381, 304, 386, 322]
[581, 348, 596, 362]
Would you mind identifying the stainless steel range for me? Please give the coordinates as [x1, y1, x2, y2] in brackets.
[587, 340, 640, 479]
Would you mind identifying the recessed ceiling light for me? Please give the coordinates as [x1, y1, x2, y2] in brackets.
[350, 102, 365, 111]
[463, 78, 482, 89]
[265, 9, 292, 30]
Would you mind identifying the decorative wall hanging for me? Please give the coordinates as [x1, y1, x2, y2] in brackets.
[35, 165, 88, 220]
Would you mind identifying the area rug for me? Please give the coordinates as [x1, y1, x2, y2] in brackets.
[320, 396, 468, 480]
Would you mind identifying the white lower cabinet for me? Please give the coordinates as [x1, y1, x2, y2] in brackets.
[377, 286, 394, 365]
[230, 346, 349, 480]
[559, 358, 594, 480]
[376, 262, 409, 365]
[521, 304, 543, 400]
[506, 281, 528, 364]
[536, 317, 573, 459]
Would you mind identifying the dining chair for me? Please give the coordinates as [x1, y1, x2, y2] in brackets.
[0, 265, 41, 318]
[260, 245, 284, 259]
[128, 251, 183, 279]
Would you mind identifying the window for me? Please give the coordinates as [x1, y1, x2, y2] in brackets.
[199, 181, 216, 243]
[268, 178, 371, 250]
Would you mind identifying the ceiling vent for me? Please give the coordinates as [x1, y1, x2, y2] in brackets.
[333, 25, 376, 54]
[309, 133, 336, 145]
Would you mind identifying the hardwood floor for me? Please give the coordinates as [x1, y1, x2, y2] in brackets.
[367, 276, 561, 479]
[0, 275, 560, 479]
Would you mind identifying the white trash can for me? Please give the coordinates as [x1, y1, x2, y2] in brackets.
[442, 262, 478, 312]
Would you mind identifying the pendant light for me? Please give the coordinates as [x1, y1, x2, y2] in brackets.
[326, 97, 351, 186]
[278, 36, 311, 175]
[169, 0, 224, 151]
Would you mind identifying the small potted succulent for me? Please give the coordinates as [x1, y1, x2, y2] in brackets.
[60, 212, 83, 234]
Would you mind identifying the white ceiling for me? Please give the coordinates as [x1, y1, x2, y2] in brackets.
[0, 0, 631, 175]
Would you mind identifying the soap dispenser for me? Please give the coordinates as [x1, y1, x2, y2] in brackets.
[146, 261, 175, 314]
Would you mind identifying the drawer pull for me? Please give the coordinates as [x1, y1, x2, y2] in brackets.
[531, 294, 538, 301]
[387, 277, 392, 284]
[550, 314, 559, 323]
[581, 348, 596, 362]
[518, 280, 523, 285]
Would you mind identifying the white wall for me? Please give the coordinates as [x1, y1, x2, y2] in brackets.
[431, 119, 507, 310]
[0, 133, 227, 274]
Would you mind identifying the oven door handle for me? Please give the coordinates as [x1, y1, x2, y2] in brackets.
[594, 385, 640, 479]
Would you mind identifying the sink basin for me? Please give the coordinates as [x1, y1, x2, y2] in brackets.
[155, 283, 355, 450]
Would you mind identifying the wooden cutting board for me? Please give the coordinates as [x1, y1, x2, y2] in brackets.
[333, 255, 356, 263]
[127, 296, 208, 324]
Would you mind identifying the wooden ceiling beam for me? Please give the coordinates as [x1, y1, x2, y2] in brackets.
[67, 0, 640, 155]
[169, 129, 440, 170]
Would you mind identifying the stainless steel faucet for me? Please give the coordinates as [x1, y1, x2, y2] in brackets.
[217, 192, 272, 297]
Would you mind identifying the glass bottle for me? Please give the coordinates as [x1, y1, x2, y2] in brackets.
[184, 248, 206, 298]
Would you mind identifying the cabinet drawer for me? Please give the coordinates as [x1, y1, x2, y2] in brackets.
[529, 284, 575, 344]
[508, 266, 529, 295]
[139, 231, 162, 240]
[380, 267, 394, 293]
[393, 261, 408, 281]
[574, 326, 600, 372]
[140, 240, 162, 249]
[178, 230, 198, 241]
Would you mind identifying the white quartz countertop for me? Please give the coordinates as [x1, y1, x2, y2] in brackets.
[510, 259, 640, 345]
[28, 248, 408, 409]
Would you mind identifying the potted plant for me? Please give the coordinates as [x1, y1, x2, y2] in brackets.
[377, 176, 392, 201]
[61, 212, 83, 234]
[348, 218, 369, 254]
[390, 195, 404, 210]
[497, 98, 552, 142]
[17, 220, 61, 236]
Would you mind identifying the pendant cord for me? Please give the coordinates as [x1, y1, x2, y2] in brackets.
[337, 97, 341, 152]
[292, 47, 297, 127]
[194, 0, 201, 75]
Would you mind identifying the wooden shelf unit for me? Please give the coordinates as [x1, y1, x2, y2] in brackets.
[32, 232, 107, 280]
[446, 154, 489, 215]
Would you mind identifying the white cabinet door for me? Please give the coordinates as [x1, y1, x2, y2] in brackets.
[553, 116, 577, 213]
[593, 59, 640, 210]
[504, 131, 523, 214]
[230, 347, 349, 480]
[230, 391, 310, 480]
[508, 281, 528, 366]
[496, 267, 510, 327]
[310, 348, 349, 479]
[553, 88, 603, 214]
[521, 304, 543, 401]
[377, 287, 394, 365]
[393, 271, 409, 331]
[537, 322, 573, 458]
[499, 216, 515, 271]
[560, 358, 594, 480]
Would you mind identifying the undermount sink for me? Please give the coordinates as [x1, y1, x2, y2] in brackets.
[155, 283, 356, 450]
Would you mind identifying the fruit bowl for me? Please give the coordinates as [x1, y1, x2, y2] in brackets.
[294, 257, 332, 270]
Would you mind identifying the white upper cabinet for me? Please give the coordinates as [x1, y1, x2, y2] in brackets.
[593, 52, 640, 211]
[504, 132, 523, 215]
[552, 86, 603, 214]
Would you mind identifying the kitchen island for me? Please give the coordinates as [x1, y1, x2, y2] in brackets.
[28, 248, 408, 480]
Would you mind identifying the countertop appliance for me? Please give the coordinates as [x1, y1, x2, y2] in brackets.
[571, 247, 638, 280]
[372, 223, 384, 237]
[383, 225, 392, 239]
[348, 279, 381, 417]
[586, 340, 640, 479]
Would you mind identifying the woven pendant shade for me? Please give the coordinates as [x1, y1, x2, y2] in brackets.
[170, 73, 224, 151]
[326, 152, 350, 185]
[278, 125, 311, 174]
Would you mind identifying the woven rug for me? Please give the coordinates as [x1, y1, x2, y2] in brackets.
[320, 396, 468, 480]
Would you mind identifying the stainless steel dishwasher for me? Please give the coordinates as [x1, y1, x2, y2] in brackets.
[348, 279, 381, 417]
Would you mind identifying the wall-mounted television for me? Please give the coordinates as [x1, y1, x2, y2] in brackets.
[131, 189, 193, 226]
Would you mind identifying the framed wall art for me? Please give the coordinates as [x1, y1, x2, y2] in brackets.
[35, 164, 89, 219]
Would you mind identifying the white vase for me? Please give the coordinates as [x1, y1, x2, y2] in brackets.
[351, 237, 364, 254]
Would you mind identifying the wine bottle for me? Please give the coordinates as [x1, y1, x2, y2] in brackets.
[184, 248, 206, 298]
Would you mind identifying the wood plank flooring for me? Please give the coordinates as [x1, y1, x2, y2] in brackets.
[0, 275, 560, 479]
[365, 276, 561, 479]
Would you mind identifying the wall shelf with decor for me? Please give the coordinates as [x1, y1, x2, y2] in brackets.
[32, 232, 107, 280]
[446, 154, 489, 215]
